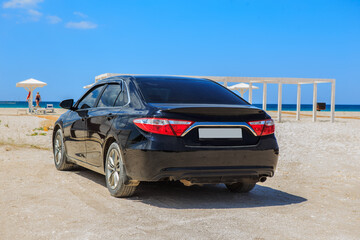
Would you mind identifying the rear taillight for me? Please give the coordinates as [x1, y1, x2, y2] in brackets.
[133, 118, 194, 136]
[247, 119, 275, 136]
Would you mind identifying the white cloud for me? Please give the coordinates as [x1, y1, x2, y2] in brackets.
[28, 9, 41, 16]
[46, 15, 61, 24]
[73, 11, 87, 18]
[2, 0, 43, 22]
[3, 2, 97, 28]
[27, 9, 42, 21]
[66, 21, 97, 29]
[3, 0, 43, 9]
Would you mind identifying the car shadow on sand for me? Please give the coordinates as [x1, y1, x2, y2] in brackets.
[133, 181, 307, 209]
[75, 168, 307, 210]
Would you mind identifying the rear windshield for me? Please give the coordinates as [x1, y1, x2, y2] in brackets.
[135, 77, 248, 105]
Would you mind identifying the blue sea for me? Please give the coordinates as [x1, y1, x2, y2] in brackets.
[252, 104, 360, 112]
[0, 101, 61, 109]
[0, 101, 359, 111]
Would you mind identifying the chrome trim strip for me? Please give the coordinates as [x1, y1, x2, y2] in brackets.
[181, 122, 257, 137]
[185, 144, 258, 149]
[122, 80, 131, 106]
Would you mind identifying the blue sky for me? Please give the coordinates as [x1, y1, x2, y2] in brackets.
[0, 0, 359, 104]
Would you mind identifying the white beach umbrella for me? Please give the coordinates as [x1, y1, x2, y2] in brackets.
[16, 78, 47, 112]
[228, 83, 259, 97]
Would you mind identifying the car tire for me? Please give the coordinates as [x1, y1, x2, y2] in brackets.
[105, 142, 136, 198]
[53, 129, 75, 171]
[225, 182, 256, 193]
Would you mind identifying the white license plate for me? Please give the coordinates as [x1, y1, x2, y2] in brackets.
[198, 128, 243, 139]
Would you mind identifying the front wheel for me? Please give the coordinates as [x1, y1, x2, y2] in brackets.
[105, 142, 136, 198]
[53, 129, 75, 171]
[225, 182, 256, 193]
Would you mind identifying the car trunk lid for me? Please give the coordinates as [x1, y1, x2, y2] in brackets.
[150, 103, 268, 122]
[149, 103, 270, 147]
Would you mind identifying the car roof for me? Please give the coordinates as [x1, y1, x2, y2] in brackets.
[95, 75, 211, 85]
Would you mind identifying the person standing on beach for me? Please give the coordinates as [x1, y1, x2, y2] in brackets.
[35, 92, 41, 108]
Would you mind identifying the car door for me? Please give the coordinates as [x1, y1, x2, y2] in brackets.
[64, 84, 105, 162]
[85, 83, 123, 166]
[63, 109, 88, 162]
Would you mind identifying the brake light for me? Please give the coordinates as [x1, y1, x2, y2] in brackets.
[133, 118, 194, 136]
[247, 119, 275, 136]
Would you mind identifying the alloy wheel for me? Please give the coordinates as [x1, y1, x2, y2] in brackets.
[54, 134, 62, 165]
[106, 148, 122, 189]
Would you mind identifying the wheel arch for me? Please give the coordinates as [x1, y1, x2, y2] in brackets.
[53, 123, 62, 144]
[103, 136, 117, 171]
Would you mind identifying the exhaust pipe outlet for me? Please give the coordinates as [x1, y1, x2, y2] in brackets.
[259, 177, 267, 183]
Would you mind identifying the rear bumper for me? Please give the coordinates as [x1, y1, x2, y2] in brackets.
[124, 147, 279, 183]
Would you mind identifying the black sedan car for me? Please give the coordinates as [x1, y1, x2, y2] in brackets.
[53, 75, 279, 197]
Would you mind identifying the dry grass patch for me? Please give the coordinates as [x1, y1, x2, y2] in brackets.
[0, 141, 51, 151]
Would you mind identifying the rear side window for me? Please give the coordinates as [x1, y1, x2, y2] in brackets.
[135, 77, 247, 105]
[97, 84, 122, 107]
[78, 85, 105, 109]
[114, 83, 129, 106]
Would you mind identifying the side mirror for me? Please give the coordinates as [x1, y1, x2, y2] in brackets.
[60, 99, 75, 110]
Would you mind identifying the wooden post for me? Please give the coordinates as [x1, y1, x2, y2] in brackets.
[249, 82, 253, 104]
[331, 80, 335, 123]
[312, 83, 317, 122]
[296, 84, 301, 120]
[262, 83, 267, 110]
[278, 83, 282, 122]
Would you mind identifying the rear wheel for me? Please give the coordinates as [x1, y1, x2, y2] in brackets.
[53, 129, 75, 170]
[105, 142, 136, 198]
[225, 182, 256, 193]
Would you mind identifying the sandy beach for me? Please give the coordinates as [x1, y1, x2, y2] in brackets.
[0, 108, 359, 239]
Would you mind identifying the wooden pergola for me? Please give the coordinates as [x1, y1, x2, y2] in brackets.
[95, 73, 336, 123]
[178, 76, 335, 123]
